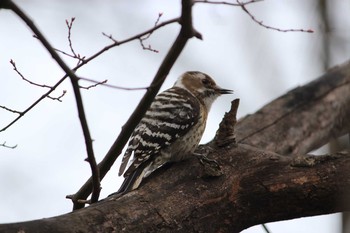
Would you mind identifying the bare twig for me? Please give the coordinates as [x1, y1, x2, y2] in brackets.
[0, 75, 67, 132]
[98, 17, 179, 60]
[1, 17, 179, 133]
[69, 0, 199, 210]
[104, 13, 166, 53]
[195, 0, 261, 6]
[79, 77, 149, 91]
[65, 17, 85, 65]
[0, 105, 22, 115]
[54, 48, 79, 59]
[6, 0, 101, 204]
[139, 40, 159, 53]
[138, 12, 163, 53]
[79, 80, 108, 90]
[0, 141, 17, 149]
[237, 0, 314, 33]
[10, 59, 52, 88]
[47, 90, 67, 102]
[66, 17, 78, 57]
[196, 0, 313, 33]
[51, 18, 85, 65]
[10, 59, 67, 102]
[101, 32, 118, 43]
[262, 224, 271, 233]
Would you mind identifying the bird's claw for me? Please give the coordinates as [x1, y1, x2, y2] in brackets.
[194, 152, 223, 177]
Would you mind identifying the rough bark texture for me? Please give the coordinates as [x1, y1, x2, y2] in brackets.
[2, 148, 350, 233]
[0, 61, 349, 232]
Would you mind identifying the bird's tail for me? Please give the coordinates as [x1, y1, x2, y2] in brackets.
[115, 161, 151, 194]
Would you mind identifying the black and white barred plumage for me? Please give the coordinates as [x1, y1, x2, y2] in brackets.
[117, 71, 232, 193]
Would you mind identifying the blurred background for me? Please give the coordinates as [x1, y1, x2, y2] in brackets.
[0, 0, 349, 232]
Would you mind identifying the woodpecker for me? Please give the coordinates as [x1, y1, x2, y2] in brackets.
[117, 71, 232, 194]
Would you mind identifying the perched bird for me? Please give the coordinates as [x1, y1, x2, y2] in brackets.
[117, 71, 232, 194]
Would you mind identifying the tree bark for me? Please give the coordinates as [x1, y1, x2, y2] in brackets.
[1, 61, 349, 233]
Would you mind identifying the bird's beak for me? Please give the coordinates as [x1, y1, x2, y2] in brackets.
[217, 87, 233, 95]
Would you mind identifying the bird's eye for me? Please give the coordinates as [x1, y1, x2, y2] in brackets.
[202, 79, 210, 85]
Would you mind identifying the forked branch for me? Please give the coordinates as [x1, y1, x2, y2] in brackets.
[0, 14, 179, 133]
[5, 0, 101, 204]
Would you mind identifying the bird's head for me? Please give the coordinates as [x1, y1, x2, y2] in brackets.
[174, 71, 233, 110]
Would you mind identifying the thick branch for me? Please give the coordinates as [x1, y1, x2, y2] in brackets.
[0, 146, 349, 233]
[234, 60, 350, 155]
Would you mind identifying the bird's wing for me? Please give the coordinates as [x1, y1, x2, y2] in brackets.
[118, 87, 200, 177]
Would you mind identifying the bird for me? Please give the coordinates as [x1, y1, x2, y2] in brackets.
[116, 71, 232, 194]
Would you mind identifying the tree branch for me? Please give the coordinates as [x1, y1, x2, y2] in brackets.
[46, 90, 67, 102]
[9, 59, 52, 89]
[1, 147, 349, 232]
[0, 105, 22, 115]
[194, 0, 261, 7]
[5, 0, 101, 203]
[0, 141, 17, 149]
[237, 0, 314, 33]
[1, 15, 179, 133]
[78, 77, 149, 91]
[194, 0, 313, 33]
[138, 13, 164, 53]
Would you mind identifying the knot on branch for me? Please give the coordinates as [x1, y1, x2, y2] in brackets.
[214, 99, 239, 147]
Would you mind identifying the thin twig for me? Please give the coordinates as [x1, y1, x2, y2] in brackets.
[79, 77, 149, 91]
[49, 18, 85, 65]
[0, 76, 67, 132]
[47, 90, 67, 102]
[138, 12, 163, 53]
[9, 59, 67, 102]
[10, 59, 52, 88]
[196, 0, 313, 33]
[1, 17, 179, 133]
[0, 141, 17, 149]
[66, 17, 78, 57]
[237, 0, 314, 33]
[0, 105, 22, 115]
[262, 224, 271, 233]
[54, 48, 79, 59]
[195, 0, 261, 6]
[79, 80, 108, 90]
[139, 40, 159, 53]
[97, 17, 179, 63]
[65, 17, 85, 65]
[101, 32, 118, 43]
[6, 0, 101, 204]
